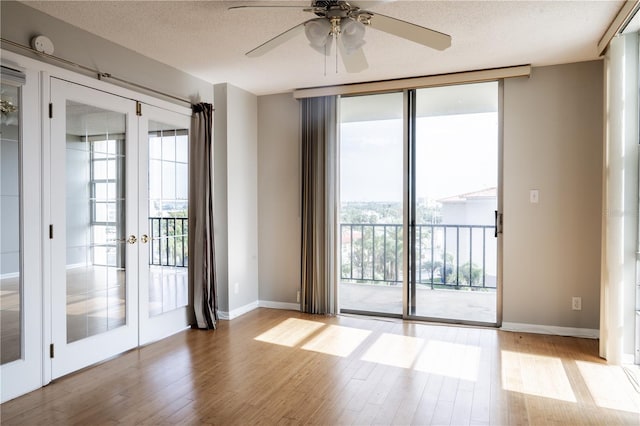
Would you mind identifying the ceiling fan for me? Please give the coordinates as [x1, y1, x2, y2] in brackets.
[230, 1, 451, 73]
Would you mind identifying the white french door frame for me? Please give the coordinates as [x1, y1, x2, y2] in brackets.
[138, 103, 192, 345]
[0, 65, 43, 403]
[49, 77, 140, 379]
[1, 50, 192, 391]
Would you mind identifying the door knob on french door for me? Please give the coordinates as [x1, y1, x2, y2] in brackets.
[140, 234, 149, 244]
[127, 235, 137, 244]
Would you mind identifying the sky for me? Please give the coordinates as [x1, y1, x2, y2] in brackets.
[340, 112, 498, 203]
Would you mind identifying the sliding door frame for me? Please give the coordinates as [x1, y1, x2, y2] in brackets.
[403, 82, 504, 327]
[337, 81, 503, 325]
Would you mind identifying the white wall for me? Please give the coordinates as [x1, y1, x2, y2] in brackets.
[257, 93, 301, 306]
[503, 61, 603, 331]
[214, 83, 259, 316]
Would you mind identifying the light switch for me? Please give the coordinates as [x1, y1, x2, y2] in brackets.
[530, 189, 539, 204]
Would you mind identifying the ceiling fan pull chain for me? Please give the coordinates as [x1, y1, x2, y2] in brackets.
[324, 42, 327, 77]
[335, 34, 339, 74]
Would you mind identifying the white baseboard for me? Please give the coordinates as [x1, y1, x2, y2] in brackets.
[501, 322, 599, 339]
[217, 300, 259, 320]
[217, 300, 300, 320]
[258, 300, 300, 311]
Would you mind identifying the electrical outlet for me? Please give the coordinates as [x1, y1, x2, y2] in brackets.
[530, 189, 539, 204]
[296, 290, 300, 303]
[234, 282, 239, 295]
[572, 297, 582, 311]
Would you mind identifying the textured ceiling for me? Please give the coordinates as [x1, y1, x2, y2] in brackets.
[22, 0, 623, 95]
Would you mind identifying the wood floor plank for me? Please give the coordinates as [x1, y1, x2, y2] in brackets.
[1, 308, 639, 425]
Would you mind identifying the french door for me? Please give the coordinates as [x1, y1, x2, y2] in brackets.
[339, 81, 501, 325]
[50, 79, 191, 378]
[138, 104, 191, 345]
[0, 66, 42, 403]
[50, 79, 139, 378]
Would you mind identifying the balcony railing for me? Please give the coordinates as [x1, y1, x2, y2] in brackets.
[149, 217, 188, 267]
[340, 223, 496, 289]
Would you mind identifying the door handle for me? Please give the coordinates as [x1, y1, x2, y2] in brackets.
[494, 211, 503, 237]
[140, 234, 149, 244]
[127, 235, 137, 244]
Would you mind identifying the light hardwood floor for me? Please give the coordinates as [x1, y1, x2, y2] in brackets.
[1, 308, 639, 425]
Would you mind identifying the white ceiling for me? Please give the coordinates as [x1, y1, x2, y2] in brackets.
[21, 0, 623, 96]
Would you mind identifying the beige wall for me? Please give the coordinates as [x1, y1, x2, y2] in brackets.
[257, 93, 301, 305]
[214, 83, 259, 315]
[227, 85, 259, 311]
[502, 61, 603, 330]
[257, 61, 604, 332]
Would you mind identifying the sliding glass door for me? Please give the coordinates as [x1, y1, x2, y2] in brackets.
[338, 82, 501, 325]
[408, 82, 499, 324]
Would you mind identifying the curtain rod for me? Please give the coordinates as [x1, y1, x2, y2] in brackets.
[1, 37, 192, 105]
[293, 65, 531, 99]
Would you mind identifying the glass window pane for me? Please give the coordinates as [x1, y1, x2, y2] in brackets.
[161, 161, 176, 200]
[162, 134, 176, 161]
[149, 159, 162, 200]
[149, 136, 162, 160]
[176, 163, 188, 200]
[176, 134, 188, 163]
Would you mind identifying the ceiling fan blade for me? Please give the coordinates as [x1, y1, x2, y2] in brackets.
[338, 41, 368, 73]
[349, 1, 395, 9]
[246, 21, 308, 57]
[228, 2, 309, 11]
[368, 13, 451, 51]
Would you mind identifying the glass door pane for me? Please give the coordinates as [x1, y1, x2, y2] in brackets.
[410, 82, 499, 324]
[139, 105, 191, 345]
[1, 83, 21, 364]
[148, 122, 188, 316]
[65, 101, 127, 342]
[339, 92, 404, 316]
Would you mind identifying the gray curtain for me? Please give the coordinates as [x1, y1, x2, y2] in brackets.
[300, 96, 339, 315]
[189, 103, 218, 329]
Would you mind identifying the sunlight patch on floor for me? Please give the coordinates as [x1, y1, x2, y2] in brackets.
[254, 318, 324, 347]
[361, 332, 424, 368]
[501, 350, 576, 402]
[302, 324, 371, 357]
[414, 340, 481, 381]
[576, 361, 640, 413]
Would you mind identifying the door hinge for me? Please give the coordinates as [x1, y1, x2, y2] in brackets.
[49, 224, 54, 239]
[48, 103, 53, 118]
[136, 101, 142, 116]
[49, 343, 54, 358]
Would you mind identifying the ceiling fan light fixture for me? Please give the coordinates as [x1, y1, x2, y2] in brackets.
[304, 18, 332, 52]
[340, 18, 366, 54]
